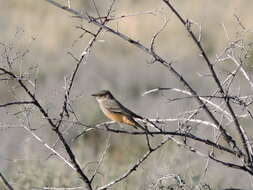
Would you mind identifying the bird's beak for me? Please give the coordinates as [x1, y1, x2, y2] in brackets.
[91, 93, 98, 97]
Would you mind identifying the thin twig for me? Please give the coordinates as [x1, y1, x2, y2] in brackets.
[22, 125, 75, 170]
[143, 88, 233, 121]
[58, 119, 239, 157]
[228, 54, 253, 90]
[57, 0, 114, 124]
[97, 138, 170, 190]
[0, 101, 34, 108]
[209, 154, 253, 175]
[43, 0, 241, 155]
[162, 0, 249, 163]
[90, 134, 111, 182]
[0, 172, 14, 190]
[0, 67, 93, 190]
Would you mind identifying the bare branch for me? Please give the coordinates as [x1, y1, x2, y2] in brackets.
[143, 88, 233, 121]
[97, 138, 170, 190]
[42, 0, 237, 151]
[227, 53, 253, 90]
[209, 154, 253, 175]
[58, 0, 114, 123]
[62, 119, 239, 157]
[0, 171, 14, 190]
[0, 67, 92, 189]
[22, 125, 75, 170]
[150, 18, 169, 54]
[0, 101, 34, 108]
[43, 0, 242, 158]
[31, 186, 84, 190]
[109, 8, 162, 21]
[162, 0, 250, 164]
[234, 14, 246, 30]
[90, 134, 111, 182]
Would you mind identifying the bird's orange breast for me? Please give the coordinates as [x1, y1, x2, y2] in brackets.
[104, 111, 135, 126]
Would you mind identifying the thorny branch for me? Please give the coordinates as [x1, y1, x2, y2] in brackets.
[52, 114, 252, 177]
[0, 101, 34, 108]
[97, 138, 170, 190]
[162, 0, 252, 166]
[43, 0, 244, 160]
[34, 0, 251, 178]
[45, 3, 115, 160]
[22, 124, 75, 170]
[58, 119, 239, 159]
[143, 88, 233, 121]
[0, 67, 92, 189]
[1, 0, 253, 189]
[209, 154, 253, 175]
[90, 135, 111, 182]
[57, 0, 115, 125]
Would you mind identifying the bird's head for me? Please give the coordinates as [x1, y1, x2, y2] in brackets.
[92, 90, 113, 100]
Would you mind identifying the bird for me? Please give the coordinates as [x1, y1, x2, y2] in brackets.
[92, 90, 152, 135]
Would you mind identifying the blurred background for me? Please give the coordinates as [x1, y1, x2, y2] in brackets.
[0, 0, 253, 189]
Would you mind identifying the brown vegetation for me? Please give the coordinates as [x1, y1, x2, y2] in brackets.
[1, 0, 253, 189]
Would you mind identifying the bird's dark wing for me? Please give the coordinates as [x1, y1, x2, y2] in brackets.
[115, 99, 143, 119]
[102, 98, 143, 119]
[121, 105, 143, 119]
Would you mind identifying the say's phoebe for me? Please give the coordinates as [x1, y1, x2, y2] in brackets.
[92, 90, 151, 135]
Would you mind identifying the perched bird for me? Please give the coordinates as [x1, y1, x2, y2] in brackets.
[92, 90, 152, 135]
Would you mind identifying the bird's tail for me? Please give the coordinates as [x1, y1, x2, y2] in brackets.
[131, 118, 153, 137]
